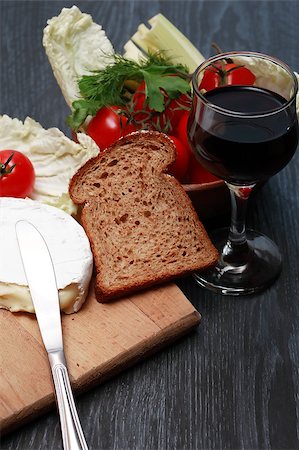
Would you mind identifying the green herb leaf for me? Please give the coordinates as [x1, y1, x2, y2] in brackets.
[67, 52, 191, 129]
[142, 72, 190, 111]
[66, 99, 102, 130]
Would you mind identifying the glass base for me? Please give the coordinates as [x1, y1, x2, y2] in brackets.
[194, 228, 282, 295]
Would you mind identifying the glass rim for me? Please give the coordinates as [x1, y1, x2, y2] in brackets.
[192, 51, 298, 119]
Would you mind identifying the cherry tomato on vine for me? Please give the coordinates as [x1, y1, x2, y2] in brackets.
[132, 81, 191, 132]
[189, 156, 219, 184]
[0, 150, 35, 198]
[87, 106, 136, 150]
[165, 94, 191, 127]
[131, 82, 151, 124]
[176, 112, 192, 156]
[225, 63, 256, 85]
[167, 135, 190, 182]
[175, 113, 218, 184]
[199, 63, 256, 91]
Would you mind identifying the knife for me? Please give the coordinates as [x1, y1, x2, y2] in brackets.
[15, 220, 88, 450]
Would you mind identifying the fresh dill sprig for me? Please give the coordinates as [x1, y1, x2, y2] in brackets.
[67, 52, 191, 130]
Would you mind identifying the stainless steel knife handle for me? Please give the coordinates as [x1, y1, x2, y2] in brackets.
[48, 351, 88, 450]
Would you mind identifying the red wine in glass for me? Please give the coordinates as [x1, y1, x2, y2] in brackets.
[188, 52, 299, 295]
[190, 85, 298, 185]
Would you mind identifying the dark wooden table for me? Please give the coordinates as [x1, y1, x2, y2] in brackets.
[1, 1, 299, 449]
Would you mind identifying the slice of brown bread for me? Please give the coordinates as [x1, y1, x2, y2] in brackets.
[69, 131, 218, 302]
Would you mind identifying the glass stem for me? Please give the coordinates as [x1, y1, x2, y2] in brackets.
[222, 183, 256, 267]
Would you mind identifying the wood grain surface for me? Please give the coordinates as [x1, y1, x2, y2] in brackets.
[0, 283, 200, 435]
[1, 1, 299, 450]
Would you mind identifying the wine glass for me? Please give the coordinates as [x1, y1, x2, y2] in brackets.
[188, 52, 299, 295]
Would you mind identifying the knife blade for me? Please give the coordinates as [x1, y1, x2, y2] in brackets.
[16, 220, 88, 450]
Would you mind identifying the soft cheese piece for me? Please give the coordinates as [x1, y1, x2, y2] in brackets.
[0, 115, 99, 215]
[43, 5, 114, 107]
[0, 198, 93, 314]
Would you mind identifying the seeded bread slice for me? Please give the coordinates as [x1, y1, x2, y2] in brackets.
[69, 131, 218, 302]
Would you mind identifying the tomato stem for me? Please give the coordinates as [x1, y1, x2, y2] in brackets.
[211, 42, 233, 64]
[209, 63, 245, 86]
[0, 152, 16, 177]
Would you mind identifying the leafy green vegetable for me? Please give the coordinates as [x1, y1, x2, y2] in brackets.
[67, 99, 102, 130]
[67, 53, 191, 130]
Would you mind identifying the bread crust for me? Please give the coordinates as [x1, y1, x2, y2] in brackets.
[69, 131, 218, 302]
[69, 131, 176, 204]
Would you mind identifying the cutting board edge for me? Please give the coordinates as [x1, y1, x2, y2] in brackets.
[1, 309, 200, 436]
[74, 308, 201, 391]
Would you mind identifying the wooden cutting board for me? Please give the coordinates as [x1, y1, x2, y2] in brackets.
[0, 282, 200, 434]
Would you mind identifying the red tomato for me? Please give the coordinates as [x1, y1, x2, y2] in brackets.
[131, 81, 150, 124]
[225, 63, 256, 85]
[0, 150, 35, 198]
[199, 66, 220, 92]
[176, 112, 192, 155]
[175, 112, 219, 184]
[164, 94, 191, 128]
[189, 157, 219, 184]
[199, 63, 256, 91]
[87, 106, 136, 150]
[131, 81, 191, 132]
[167, 135, 190, 182]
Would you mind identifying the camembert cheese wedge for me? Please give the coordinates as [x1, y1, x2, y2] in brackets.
[0, 198, 93, 314]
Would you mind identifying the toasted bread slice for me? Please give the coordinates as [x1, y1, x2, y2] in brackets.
[69, 131, 218, 302]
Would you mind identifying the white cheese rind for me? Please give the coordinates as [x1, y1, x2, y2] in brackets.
[0, 115, 99, 215]
[0, 198, 93, 313]
[0, 282, 82, 314]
